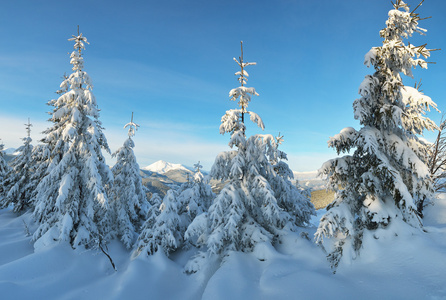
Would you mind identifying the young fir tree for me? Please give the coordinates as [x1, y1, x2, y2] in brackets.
[0, 120, 35, 213]
[139, 192, 161, 228]
[186, 42, 315, 261]
[109, 113, 149, 249]
[314, 0, 438, 270]
[134, 189, 182, 256]
[134, 162, 215, 256]
[32, 30, 113, 250]
[179, 162, 214, 222]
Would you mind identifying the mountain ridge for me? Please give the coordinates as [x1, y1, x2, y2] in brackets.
[141, 160, 194, 174]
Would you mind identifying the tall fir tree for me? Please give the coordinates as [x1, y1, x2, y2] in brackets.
[315, 0, 438, 270]
[0, 120, 34, 213]
[32, 30, 113, 250]
[109, 113, 149, 249]
[186, 42, 315, 261]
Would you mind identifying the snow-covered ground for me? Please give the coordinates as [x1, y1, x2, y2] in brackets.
[1, 195, 445, 299]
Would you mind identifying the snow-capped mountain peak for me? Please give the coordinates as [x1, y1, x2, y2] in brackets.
[142, 160, 192, 174]
[3, 148, 18, 155]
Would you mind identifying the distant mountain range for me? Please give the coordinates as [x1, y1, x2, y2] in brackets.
[2, 148, 18, 163]
[0, 152, 327, 200]
[140, 160, 325, 197]
[141, 160, 194, 174]
[140, 160, 199, 197]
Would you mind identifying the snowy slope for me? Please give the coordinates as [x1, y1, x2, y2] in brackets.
[142, 160, 193, 174]
[1, 195, 446, 299]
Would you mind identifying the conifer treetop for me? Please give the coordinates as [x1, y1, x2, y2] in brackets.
[25, 118, 32, 138]
[68, 26, 89, 55]
[275, 132, 284, 147]
[124, 112, 139, 138]
[193, 161, 202, 172]
[233, 41, 256, 86]
[230, 41, 259, 118]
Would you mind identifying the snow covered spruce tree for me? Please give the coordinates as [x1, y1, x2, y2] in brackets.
[179, 162, 214, 222]
[134, 162, 215, 257]
[0, 140, 11, 202]
[109, 113, 149, 249]
[0, 120, 35, 213]
[186, 42, 315, 261]
[134, 189, 181, 257]
[32, 30, 113, 250]
[315, 0, 438, 270]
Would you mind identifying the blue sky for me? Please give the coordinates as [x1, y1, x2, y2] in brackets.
[1, 0, 445, 171]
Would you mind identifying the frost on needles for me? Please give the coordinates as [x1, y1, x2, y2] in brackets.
[314, 0, 438, 271]
[32, 32, 113, 250]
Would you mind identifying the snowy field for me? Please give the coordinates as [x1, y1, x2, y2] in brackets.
[1, 195, 445, 300]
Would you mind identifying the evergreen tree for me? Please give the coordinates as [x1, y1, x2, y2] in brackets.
[187, 42, 314, 260]
[134, 189, 182, 256]
[428, 116, 446, 193]
[144, 193, 163, 229]
[109, 113, 149, 249]
[0, 140, 11, 201]
[0, 120, 34, 213]
[135, 162, 215, 256]
[32, 30, 113, 250]
[315, 0, 438, 270]
[179, 162, 214, 222]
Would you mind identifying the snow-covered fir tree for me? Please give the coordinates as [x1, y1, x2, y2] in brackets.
[186, 42, 315, 261]
[32, 30, 113, 250]
[0, 120, 35, 213]
[179, 162, 214, 222]
[143, 192, 163, 229]
[0, 140, 11, 201]
[314, 0, 438, 270]
[109, 113, 149, 249]
[134, 162, 215, 256]
[134, 189, 182, 256]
